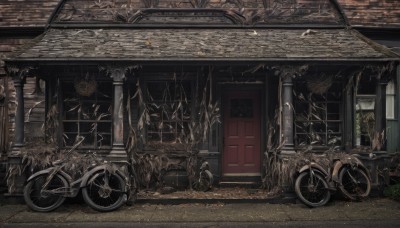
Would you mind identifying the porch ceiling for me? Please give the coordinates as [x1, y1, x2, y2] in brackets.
[7, 28, 399, 63]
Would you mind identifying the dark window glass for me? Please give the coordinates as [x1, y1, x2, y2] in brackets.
[62, 80, 112, 149]
[146, 81, 192, 144]
[294, 80, 342, 147]
[230, 99, 253, 118]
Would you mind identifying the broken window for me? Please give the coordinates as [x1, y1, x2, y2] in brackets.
[294, 80, 342, 148]
[62, 80, 112, 149]
[145, 80, 192, 144]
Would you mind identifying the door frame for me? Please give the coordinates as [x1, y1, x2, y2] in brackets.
[219, 85, 265, 178]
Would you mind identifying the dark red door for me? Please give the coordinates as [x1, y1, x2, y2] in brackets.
[223, 91, 261, 175]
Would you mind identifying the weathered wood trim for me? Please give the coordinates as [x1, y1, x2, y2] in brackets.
[344, 77, 354, 151]
[49, 23, 346, 29]
[375, 78, 387, 151]
[5, 59, 399, 66]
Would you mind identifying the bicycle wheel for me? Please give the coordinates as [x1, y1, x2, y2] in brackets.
[339, 166, 371, 200]
[23, 173, 68, 212]
[295, 171, 331, 207]
[82, 170, 126, 212]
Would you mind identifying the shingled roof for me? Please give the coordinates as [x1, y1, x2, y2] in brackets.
[338, 0, 400, 28]
[0, 0, 61, 27]
[8, 28, 395, 62]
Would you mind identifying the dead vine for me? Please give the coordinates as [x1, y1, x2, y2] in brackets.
[127, 67, 220, 190]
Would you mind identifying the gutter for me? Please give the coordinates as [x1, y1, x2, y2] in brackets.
[0, 27, 45, 37]
[5, 58, 399, 66]
[49, 23, 346, 30]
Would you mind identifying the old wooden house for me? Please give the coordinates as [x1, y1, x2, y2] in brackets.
[338, 0, 400, 153]
[1, 0, 400, 195]
[0, 0, 62, 193]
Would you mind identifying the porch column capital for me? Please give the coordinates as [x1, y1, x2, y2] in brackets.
[108, 67, 127, 82]
[100, 64, 140, 82]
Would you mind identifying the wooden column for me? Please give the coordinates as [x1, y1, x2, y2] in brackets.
[281, 76, 295, 154]
[108, 67, 127, 161]
[12, 77, 25, 153]
[344, 78, 354, 152]
[375, 78, 387, 151]
[7, 69, 29, 196]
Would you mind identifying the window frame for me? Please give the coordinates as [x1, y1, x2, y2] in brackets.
[61, 80, 113, 149]
[142, 78, 196, 147]
[293, 80, 343, 149]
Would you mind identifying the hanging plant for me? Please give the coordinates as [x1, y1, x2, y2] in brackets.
[74, 72, 97, 97]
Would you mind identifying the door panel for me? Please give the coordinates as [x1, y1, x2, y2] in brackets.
[223, 91, 261, 175]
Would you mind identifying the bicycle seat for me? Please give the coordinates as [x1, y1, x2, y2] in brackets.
[52, 159, 63, 166]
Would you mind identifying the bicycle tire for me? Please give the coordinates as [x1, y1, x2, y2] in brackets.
[339, 166, 371, 200]
[82, 170, 126, 212]
[23, 173, 68, 212]
[295, 171, 331, 207]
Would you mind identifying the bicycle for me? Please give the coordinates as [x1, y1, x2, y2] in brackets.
[23, 138, 128, 212]
[192, 161, 214, 191]
[294, 153, 371, 207]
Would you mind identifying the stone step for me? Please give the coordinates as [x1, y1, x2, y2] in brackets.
[218, 181, 260, 188]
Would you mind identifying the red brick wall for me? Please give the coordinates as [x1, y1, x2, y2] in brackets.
[338, 0, 400, 27]
[0, 0, 61, 27]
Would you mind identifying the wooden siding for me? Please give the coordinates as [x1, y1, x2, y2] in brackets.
[338, 0, 400, 27]
[0, 0, 61, 27]
[54, 0, 343, 25]
[387, 119, 399, 152]
[0, 36, 46, 153]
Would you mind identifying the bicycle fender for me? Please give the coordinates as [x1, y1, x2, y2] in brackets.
[26, 168, 72, 183]
[80, 165, 127, 190]
[332, 161, 343, 183]
[298, 162, 328, 177]
[333, 157, 371, 181]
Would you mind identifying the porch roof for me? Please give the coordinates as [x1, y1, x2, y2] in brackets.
[7, 28, 399, 63]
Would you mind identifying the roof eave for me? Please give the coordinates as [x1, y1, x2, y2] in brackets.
[5, 57, 399, 66]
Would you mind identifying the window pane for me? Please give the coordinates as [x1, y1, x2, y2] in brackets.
[294, 79, 342, 147]
[386, 81, 396, 119]
[62, 79, 112, 149]
[230, 99, 253, 118]
[146, 80, 192, 144]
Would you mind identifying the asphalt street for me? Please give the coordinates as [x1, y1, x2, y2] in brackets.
[1, 198, 400, 227]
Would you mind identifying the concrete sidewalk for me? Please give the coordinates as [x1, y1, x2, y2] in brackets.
[1, 198, 400, 225]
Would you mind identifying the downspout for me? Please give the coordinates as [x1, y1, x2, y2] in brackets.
[45, 0, 68, 30]
[330, 0, 351, 27]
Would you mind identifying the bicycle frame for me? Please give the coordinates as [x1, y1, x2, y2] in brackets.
[26, 164, 128, 198]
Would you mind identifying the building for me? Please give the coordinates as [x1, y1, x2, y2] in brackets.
[0, 0, 61, 192]
[338, 0, 400, 152]
[1, 0, 399, 194]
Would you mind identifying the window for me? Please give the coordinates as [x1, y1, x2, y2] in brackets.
[355, 95, 375, 147]
[386, 80, 396, 119]
[355, 77, 376, 147]
[62, 81, 112, 149]
[145, 81, 192, 144]
[294, 81, 342, 147]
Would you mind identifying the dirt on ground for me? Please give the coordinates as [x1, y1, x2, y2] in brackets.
[138, 187, 280, 200]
